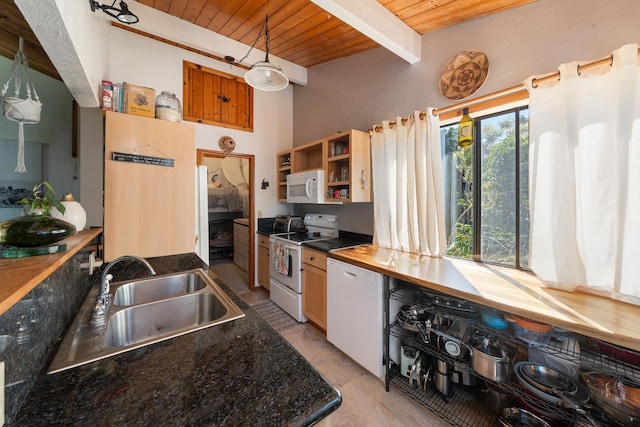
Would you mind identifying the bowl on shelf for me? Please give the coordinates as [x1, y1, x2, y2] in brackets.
[581, 371, 640, 426]
[507, 314, 552, 345]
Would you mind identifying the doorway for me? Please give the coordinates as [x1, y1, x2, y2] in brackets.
[197, 149, 255, 290]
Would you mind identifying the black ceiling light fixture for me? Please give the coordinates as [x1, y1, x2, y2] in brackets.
[240, 14, 288, 92]
[89, 0, 139, 25]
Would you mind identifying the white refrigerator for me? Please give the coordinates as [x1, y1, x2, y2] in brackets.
[195, 165, 209, 265]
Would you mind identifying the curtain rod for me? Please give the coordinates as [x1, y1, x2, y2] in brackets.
[370, 48, 639, 133]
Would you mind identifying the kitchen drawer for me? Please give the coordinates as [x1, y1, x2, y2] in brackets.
[234, 252, 248, 271]
[235, 241, 249, 256]
[234, 223, 249, 240]
[258, 235, 269, 249]
[302, 248, 326, 271]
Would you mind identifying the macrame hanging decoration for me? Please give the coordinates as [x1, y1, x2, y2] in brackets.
[1, 36, 42, 173]
[218, 135, 236, 157]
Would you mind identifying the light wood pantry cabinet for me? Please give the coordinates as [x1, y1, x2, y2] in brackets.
[257, 234, 270, 290]
[104, 111, 195, 261]
[302, 248, 327, 331]
[325, 129, 371, 203]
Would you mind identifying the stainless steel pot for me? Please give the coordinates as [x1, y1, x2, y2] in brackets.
[470, 335, 513, 382]
[435, 359, 454, 397]
[452, 360, 479, 386]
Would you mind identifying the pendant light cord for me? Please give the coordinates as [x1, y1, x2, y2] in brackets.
[237, 14, 268, 65]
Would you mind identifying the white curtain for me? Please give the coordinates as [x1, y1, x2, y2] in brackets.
[526, 43, 640, 305]
[220, 157, 250, 217]
[371, 109, 447, 256]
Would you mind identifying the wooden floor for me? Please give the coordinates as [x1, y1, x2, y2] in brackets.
[214, 260, 449, 426]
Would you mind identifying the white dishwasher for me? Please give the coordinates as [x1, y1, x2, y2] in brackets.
[327, 258, 384, 377]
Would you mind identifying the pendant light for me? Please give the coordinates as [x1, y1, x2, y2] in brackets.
[89, 0, 139, 25]
[244, 14, 289, 92]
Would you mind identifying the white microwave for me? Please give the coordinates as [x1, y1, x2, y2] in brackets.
[287, 170, 338, 204]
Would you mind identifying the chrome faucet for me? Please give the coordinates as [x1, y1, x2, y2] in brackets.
[91, 255, 156, 325]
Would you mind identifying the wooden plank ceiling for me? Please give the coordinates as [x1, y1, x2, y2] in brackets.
[0, 0, 537, 81]
[138, 0, 538, 68]
[0, 0, 59, 80]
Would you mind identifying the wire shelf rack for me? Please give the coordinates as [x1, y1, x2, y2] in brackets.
[386, 280, 640, 426]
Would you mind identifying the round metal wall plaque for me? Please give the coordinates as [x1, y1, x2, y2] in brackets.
[439, 50, 490, 100]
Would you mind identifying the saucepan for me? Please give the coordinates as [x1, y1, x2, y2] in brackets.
[469, 335, 514, 382]
[515, 362, 602, 427]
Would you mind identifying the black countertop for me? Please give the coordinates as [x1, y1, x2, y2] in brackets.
[14, 253, 341, 426]
[302, 239, 370, 253]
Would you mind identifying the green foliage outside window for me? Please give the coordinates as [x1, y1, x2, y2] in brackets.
[442, 107, 529, 268]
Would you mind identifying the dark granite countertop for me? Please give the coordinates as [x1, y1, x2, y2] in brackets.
[14, 253, 341, 426]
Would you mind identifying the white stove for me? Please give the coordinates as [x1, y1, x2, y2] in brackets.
[269, 214, 338, 322]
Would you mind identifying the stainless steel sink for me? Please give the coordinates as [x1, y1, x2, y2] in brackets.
[112, 271, 207, 306]
[105, 292, 227, 347]
[48, 268, 244, 374]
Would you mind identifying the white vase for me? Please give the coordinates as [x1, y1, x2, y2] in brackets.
[51, 193, 86, 233]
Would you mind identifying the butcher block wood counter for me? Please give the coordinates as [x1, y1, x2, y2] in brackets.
[329, 245, 640, 352]
[0, 228, 102, 316]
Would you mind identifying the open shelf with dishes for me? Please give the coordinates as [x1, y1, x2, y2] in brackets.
[384, 279, 640, 427]
[276, 150, 291, 202]
[325, 129, 371, 203]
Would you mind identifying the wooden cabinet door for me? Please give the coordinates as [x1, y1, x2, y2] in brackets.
[302, 263, 327, 330]
[258, 243, 270, 289]
[183, 61, 253, 131]
[104, 111, 195, 261]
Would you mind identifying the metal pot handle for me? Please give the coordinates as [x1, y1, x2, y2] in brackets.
[553, 389, 602, 427]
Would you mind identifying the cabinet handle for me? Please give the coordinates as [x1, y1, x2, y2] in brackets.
[310, 257, 314, 260]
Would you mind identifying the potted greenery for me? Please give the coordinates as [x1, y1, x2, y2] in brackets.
[0, 182, 75, 248]
[17, 181, 65, 216]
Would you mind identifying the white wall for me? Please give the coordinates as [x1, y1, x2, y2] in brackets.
[0, 55, 76, 222]
[108, 27, 294, 220]
[292, 0, 640, 234]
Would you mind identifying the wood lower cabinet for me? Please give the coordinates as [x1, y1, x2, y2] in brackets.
[233, 220, 249, 282]
[258, 234, 270, 290]
[302, 248, 327, 331]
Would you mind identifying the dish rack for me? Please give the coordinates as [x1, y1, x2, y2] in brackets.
[384, 279, 640, 427]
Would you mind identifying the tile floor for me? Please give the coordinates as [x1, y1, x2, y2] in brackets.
[211, 260, 449, 426]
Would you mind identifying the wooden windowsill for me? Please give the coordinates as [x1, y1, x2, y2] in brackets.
[0, 228, 103, 316]
[329, 245, 640, 352]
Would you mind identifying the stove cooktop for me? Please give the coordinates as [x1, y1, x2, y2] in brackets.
[270, 232, 334, 245]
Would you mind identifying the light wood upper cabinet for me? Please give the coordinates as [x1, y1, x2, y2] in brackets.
[277, 129, 371, 203]
[325, 130, 371, 203]
[292, 139, 325, 173]
[276, 150, 291, 202]
[103, 111, 195, 261]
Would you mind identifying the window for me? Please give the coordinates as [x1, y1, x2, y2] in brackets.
[441, 106, 529, 268]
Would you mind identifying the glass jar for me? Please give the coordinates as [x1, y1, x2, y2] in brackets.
[155, 91, 182, 122]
